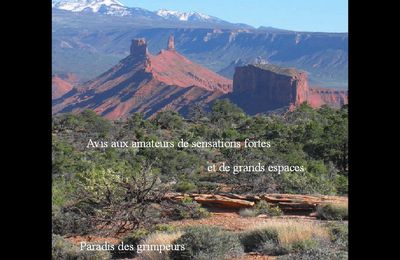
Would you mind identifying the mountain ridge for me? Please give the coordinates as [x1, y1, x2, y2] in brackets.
[52, 0, 245, 28]
[53, 25, 348, 88]
[53, 36, 232, 119]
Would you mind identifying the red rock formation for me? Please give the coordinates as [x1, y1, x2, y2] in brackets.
[52, 73, 78, 99]
[308, 88, 348, 108]
[230, 64, 310, 114]
[230, 64, 347, 114]
[167, 35, 175, 51]
[165, 192, 347, 214]
[53, 37, 232, 119]
[150, 48, 232, 93]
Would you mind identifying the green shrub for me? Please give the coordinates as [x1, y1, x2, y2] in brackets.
[259, 240, 288, 256]
[240, 229, 279, 253]
[268, 206, 284, 216]
[254, 200, 270, 215]
[288, 239, 319, 253]
[280, 171, 337, 195]
[325, 222, 348, 249]
[243, 200, 283, 217]
[239, 208, 257, 217]
[335, 175, 348, 195]
[181, 195, 194, 204]
[111, 229, 149, 258]
[255, 201, 283, 216]
[316, 203, 348, 220]
[170, 199, 210, 220]
[170, 226, 243, 259]
[52, 234, 111, 260]
[137, 231, 183, 260]
[175, 181, 197, 193]
[52, 234, 77, 259]
[196, 181, 221, 193]
[52, 206, 92, 236]
[153, 223, 177, 233]
[154, 110, 184, 130]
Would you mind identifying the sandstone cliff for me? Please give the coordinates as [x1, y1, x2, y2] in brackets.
[53, 36, 232, 119]
[229, 64, 348, 115]
[308, 88, 348, 108]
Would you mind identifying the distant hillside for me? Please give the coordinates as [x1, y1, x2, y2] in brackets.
[53, 10, 348, 89]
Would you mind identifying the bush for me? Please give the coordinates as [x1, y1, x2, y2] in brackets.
[289, 239, 319, 253]
[111, 229, 149, 258]
[52, 234, 77, 259]
[240, 220, 329, 255]
[170, 226, 243, 259]
[175, 181, 197, 193]
[153, 224, 177, 233]
[196, 181, 221, 193]
[268, 206, 284, 216]
[325, 222, 348, 249]
[258, 240, 288, 256]
[154, 110, 184, 130]
[137, 231, 183, 260]
[239, 208, 257, 217]
[239, 201, 283, 218]
[170, 198, 210, 220]
[335, 175, 348, 195]
[254, 200, 270, 215]
[240, 228, 280, 254]
[52, 234, 111, 260]
[316, 203, 348, 220]
[52, 206, 92, 236]
[255, 200, 283, 216]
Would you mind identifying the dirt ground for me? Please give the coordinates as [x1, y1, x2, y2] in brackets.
[66, 209, 323, 260]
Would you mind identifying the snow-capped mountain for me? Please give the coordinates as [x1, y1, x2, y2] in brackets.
[53, 0, 138, 16]
[156, 9, 221, 22]
[53, 0, 226, 23]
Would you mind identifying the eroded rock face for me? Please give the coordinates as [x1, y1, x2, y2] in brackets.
[52, 37, 232, 119]
[308, 88, 348, 108]
[52, 73, 78, 99]
[229, 64, 347, 114]
[229, 64, 309, 114]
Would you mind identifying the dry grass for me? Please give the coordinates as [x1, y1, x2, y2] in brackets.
[250, 219, 329, 246]
[138, 231, 183, 260]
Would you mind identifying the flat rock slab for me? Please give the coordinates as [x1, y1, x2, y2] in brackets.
[164, 192, 347, 213]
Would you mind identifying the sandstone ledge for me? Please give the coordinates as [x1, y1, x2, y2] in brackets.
[164, 192, 347, 213]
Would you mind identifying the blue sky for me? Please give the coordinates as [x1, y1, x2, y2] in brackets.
[120, 0, 348, 32]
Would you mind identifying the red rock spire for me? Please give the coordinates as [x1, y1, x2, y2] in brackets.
[167, 35, 175, 51]
[130, 38, 148, 56]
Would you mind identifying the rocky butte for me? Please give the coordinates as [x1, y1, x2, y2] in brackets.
[52, 35, 232, 119]
[229, 64, 348, 115]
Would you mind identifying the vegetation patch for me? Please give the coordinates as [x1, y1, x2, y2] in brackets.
[170, 226, 244, 259]
[137, 231, 183, 260]
[111, 229, 149, 258]
[169, 196, 211, 220]
[317, 203, 348, 220]
[52, 234, 111, 260]
[240, 220, 329, 255]
[239, 200, 283, 218]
